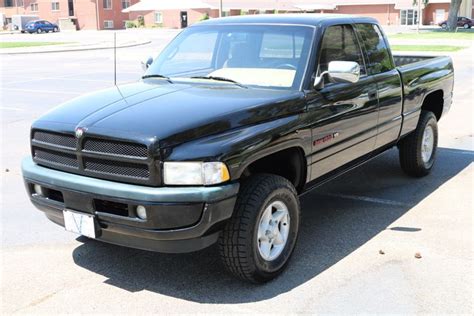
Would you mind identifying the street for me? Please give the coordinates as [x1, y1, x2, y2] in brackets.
[0, 29, 473, 314]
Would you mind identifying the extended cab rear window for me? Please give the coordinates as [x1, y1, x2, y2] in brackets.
[355, 23, 394, 74]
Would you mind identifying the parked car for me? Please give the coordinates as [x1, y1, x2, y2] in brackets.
[22, 14, 454, 283]
[25, 20, 59, 33]
[439, 16, 473, 29]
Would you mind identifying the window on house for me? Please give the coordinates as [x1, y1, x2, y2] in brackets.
[30, 3, 39, 12]
[122, 0, 131, 9]
[400, 9, 418, 26]
[51, 1, 60, 11]
[18, 0, 24, 6]
[5, 0, 14, 7]
[154, 11, 163, 24]
[104, 20, 114, 29]
[103, 0, 112, 9]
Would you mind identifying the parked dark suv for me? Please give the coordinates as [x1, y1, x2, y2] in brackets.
[439, 16, 473, 29]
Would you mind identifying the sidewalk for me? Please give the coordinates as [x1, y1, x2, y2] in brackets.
[0, 29, 179, 55]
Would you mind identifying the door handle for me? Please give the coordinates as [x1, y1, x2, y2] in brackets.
[368, 91, 378, 100]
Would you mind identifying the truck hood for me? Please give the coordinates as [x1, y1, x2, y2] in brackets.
[34, 80, 305, 148]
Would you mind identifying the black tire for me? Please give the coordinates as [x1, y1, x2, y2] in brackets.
[463, 23, 469, 29]
[37, 28, 43, 34]
[219, 174, 300, 283]
[53, 27, 59, 32]
[441, 23, 447, 29]
[398, 111, 438, 177]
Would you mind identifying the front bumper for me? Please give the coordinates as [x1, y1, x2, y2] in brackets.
[22, 157, 239, 253]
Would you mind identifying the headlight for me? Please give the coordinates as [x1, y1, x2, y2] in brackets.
[163, 162, 230, 185]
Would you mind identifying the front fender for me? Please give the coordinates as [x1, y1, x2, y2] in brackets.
[161, 114, 312, 180]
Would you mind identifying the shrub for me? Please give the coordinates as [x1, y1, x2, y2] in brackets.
[200, 12, 209, 21]
[125, 21, 136, 28]
[137, 16, 145, 27]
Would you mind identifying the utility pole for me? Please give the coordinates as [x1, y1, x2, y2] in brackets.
[219, 0, 223, 17]
[417, 0, 422, 33]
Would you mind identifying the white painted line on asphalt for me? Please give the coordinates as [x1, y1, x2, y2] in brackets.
[1, 87, 80, 95]
[318, 192, 409, 207]
[441, 148, 474, 155]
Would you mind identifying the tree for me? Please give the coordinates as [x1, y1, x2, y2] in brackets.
[413, 0, 429, 32]
[447, 0, 463, 31]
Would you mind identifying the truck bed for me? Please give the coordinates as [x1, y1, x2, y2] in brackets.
[393, 55, 443, 67]
[394, 54, 454, 136]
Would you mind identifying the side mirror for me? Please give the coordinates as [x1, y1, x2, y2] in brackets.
[314, 61, 361, 89]
[328, 61, 360, 84]
[141, 56, 153, 72]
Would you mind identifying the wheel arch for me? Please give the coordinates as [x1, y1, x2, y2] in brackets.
[237, 145, 308, 193]
[421, 89, 444, 121]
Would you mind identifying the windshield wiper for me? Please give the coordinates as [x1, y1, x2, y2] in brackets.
[190, 76, 247, 88]
[141, 74, 173, 83]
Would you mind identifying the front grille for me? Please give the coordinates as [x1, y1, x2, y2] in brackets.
[85, 158, 150, 179]
[83, 138, 147, 158]
[33, 131, 76, 149]
[31, 129, 158, 185]
[33, 148, 79, 169]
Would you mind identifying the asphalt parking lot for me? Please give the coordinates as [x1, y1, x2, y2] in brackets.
[1, 30, 473, 314]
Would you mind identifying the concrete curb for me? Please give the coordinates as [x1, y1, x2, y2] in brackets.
[0, 40, 151, 55]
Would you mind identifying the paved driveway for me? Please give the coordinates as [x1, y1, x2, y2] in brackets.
[0, 31, 472, 314]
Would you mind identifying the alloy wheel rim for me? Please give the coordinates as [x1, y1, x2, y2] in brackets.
[257, 200, 290, 261]
[421, 125, 434, 163]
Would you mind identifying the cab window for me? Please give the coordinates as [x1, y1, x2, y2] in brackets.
[355, 23, 394, 74]
[318, 24, 366, 83]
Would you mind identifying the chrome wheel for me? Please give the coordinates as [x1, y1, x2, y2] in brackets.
[421, 125, 434, 163]
[257, 200, 290, 261]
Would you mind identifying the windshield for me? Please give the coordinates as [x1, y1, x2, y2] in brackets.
[145, 25, 314, 89]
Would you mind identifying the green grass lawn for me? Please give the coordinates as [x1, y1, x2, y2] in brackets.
[389, 30, 474, 40]
[0, 42, 70, 49]
[390, 44, 466, 52]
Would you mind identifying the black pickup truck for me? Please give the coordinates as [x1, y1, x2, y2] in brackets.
[22, 14, 454, 283]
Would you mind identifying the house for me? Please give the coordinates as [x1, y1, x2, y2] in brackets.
[0, 0, 140, 30]
[123, 0, 474, 28]
[1, 0, 472, 30]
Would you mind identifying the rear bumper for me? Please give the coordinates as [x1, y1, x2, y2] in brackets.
[22, 157, 239, 253]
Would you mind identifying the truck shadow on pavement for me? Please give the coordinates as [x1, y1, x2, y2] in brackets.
[72, 147, 473, 303]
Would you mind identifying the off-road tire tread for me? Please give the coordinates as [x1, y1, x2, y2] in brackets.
[218, 174, 298, 283]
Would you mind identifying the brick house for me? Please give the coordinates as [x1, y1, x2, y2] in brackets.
[124, 0, 473, 29]
[1, 0, 473, 30]
[0, 0, 140, 30]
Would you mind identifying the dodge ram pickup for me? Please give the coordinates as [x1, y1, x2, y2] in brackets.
[22, 14, 454, 283]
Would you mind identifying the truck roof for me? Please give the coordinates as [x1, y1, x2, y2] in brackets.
[196, 13, 378, 27]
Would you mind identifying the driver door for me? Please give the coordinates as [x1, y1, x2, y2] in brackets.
[305, 24, 379, 180]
